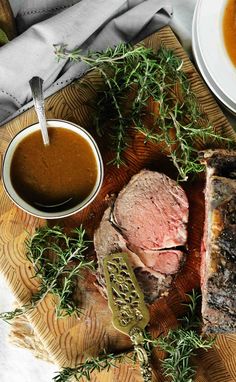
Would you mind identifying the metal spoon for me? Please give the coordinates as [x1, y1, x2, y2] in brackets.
[34, 197, 73, 209]
[29, 76, 50, 146]
[28, 78, 75, 211]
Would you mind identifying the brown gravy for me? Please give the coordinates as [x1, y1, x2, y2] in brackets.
[11, 127, 98, 212]
[223, 0, 236, 67]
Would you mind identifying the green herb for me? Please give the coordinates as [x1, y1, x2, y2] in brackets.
[180, 289, 202, 329]
[143, 290, 215, 382]
[0, 225, 95, 322]
[0, 305, 33, 323]
[54, 290, 214, 382]
[157, 328, 214, 382]
[55, 43, 231, 180]
[53, 351, 130, 382]
[0, 28, 9, 45]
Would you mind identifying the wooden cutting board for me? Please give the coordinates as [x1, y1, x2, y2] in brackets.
[0, 26, 236, 382]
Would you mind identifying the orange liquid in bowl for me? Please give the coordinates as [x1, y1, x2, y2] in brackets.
[10, 127, 98, 212]
[223, 0, 236, 67]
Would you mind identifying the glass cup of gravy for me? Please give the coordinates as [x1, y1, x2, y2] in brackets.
[2, 119, 104, 219]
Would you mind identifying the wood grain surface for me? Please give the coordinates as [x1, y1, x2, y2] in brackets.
[1, 26, 236, 381]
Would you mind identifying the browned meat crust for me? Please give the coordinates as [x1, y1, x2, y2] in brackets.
[200, 150, 236, 333]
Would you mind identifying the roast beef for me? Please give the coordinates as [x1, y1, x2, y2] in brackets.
[113, 170, 188, 250]
[94, 170, 189, 304]
[200, 150, 236, 333]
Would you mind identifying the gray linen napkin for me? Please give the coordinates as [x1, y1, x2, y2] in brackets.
[0, 0, 172, 125]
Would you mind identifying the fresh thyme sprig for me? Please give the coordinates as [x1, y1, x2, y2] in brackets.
[53, 351, 130, 382]
[55, 43, 232, 180]
[0, 225, 95, 322]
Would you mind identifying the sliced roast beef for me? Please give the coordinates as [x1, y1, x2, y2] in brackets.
[200, 150, 236, 333]
[137, 248, 184, 275]
[94, 207, 172, 303]
[113, 170, 188, 250]
[94, 170, 189, 304]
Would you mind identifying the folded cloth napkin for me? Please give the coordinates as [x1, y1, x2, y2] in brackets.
[0, 0, 172, 125]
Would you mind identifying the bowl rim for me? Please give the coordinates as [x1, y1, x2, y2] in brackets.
[192, 1, 236, 115]
[2, 119, 104, 219]
[196, 0, 236, 104]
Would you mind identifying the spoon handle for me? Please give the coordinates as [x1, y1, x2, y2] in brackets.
[29, 76, 50, 146]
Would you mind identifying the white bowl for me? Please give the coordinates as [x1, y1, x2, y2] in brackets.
[2, 119, 104, 219]
[192, 0, 236, 115]
[194, 0, 236, 107]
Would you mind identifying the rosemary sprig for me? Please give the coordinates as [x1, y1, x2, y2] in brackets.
[55, 43, 232, 180]
[143, 290, 215, 382]
[0, 305, 33, 323]
[157, 328, 214, 382]
[180, 289, 202, 329]
[0, 27, 9, 46]
[27, 225, 95, 317]
[53, 351, 129, 382]
[54, 290, 214, 382]
[0, 225, 95, 322]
